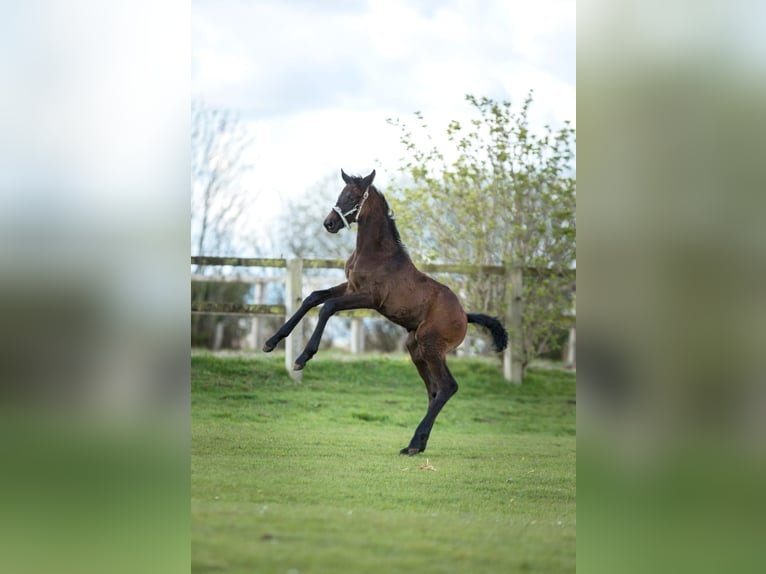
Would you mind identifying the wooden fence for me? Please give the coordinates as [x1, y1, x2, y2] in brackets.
[191, 256, 572, 384]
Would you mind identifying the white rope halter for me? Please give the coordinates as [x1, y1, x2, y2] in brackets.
[332, 188, 370, 230]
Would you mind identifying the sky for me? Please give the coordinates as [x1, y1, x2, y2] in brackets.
[191, 0, 576, 252]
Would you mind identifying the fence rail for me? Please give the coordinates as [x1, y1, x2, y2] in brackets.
[191, 256, 574, 383]
[191, 255, 513, 275]
[190, 300, 377, 318]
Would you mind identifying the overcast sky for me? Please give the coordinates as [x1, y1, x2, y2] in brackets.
[192, 0, 576, 252]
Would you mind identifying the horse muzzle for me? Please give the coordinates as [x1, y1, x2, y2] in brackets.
[324, 212, 342, 233]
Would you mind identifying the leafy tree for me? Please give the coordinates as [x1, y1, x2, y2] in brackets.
[388, 93, 575, 375]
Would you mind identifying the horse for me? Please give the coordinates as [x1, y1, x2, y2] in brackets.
[263, 169, 508, 455]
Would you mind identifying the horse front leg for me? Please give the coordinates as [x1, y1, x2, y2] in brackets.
[262, 282, 348, 352]
[293, 292, 376, 370]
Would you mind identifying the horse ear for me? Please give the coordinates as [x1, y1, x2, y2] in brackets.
[361, 169, 376, 188]
[341, 169, 352, 185]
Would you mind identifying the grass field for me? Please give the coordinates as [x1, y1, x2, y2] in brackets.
[192, 353, 576, 573]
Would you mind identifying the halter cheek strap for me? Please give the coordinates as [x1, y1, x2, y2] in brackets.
[332, 188, 370, 230]
[331, 204, 357, 230]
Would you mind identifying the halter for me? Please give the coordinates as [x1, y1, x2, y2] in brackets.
[332, 188, 370, 230]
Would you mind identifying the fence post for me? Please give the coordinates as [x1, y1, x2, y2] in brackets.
[213, 320, 224, 351]
[285, 258, 303, 381]
[565, 325, 576, 369]
[350, 317, 364, 354]
[564, 290, 576, 369]
[250, 280, 264, 350]
[504, 263, 523, 384]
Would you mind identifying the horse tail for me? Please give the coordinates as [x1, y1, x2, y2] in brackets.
[466, 313, 509, 352]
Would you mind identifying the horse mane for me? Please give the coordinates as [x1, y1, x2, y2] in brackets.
[347, 176, 407, 255]
[371, 185, 405, 250]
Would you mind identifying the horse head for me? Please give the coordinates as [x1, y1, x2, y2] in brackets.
[323, 169, 376, 233]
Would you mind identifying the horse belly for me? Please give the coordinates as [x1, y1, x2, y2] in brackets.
[379, 289, 429, 330]
[380, 306, 420, 331]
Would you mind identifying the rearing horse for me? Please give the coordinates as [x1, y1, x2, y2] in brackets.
[263, 169, 508, 455]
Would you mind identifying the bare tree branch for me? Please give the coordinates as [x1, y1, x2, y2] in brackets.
[191, 100, 254, 267]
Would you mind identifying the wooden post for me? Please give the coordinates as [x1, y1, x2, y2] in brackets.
[350, 317, 364, 354]
[564, 294, 577, 370]
[250, 280, 264, 350]
[504, 263, 523, 384]
[565, 326, 576, 369]
[285, 258, 303, 380]
[213, 320, 224, 351]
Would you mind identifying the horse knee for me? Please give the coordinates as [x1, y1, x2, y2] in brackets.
[318, 301, 336, 321]
[304, 290, 326, 307]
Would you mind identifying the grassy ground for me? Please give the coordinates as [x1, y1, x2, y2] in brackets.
[192, 353, 576, 573]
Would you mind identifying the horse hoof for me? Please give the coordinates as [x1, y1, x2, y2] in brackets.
[399, 447, 421, 456]
[293, 352, 312, 370]
[262, 341, 276, 352]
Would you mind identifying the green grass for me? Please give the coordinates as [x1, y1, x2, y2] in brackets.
[192, 353, 576, 573]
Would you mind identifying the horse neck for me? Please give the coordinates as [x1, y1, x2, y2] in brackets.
[355, 190, 398, 256]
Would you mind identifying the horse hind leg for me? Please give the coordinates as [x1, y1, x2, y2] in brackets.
[406, 331, 438, 406]
[401, 338, 458, 455]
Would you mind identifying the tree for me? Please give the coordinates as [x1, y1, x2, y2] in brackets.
[191, 100, 253, 257]
[277, 173, 356, 259]
[191, 100, 254, 348]
[388, 93, 576, 375]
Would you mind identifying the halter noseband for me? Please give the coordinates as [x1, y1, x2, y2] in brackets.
[332, 188, 370, 230]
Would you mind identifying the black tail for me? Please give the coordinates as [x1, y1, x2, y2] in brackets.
[466, 313, 508, 352]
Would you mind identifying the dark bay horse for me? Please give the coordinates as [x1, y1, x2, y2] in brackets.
[263, 169, 508, 455]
